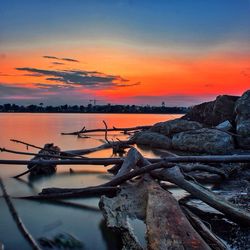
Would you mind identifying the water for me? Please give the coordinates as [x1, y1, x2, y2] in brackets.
[0, 113, 181, 250]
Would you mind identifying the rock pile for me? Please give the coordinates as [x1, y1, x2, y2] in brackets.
[134, 90, 250, 154]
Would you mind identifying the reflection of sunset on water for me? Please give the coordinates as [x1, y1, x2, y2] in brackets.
[0, 113, 181, 175]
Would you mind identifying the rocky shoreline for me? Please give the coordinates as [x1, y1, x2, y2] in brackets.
[133, 90, 250, 154]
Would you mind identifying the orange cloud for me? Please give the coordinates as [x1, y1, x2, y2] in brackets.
[1, 46, 249, 105]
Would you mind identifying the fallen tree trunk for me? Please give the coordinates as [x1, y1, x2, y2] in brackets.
[2, 154, 250, 166]
[182, 206, 227, 250]
[23, 186, 118, 199]
[100, 176, 211, 250]
[146, 180, 211, 250]
[158, 166, 250, 226]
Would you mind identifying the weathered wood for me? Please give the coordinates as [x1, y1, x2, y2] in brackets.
[10, 139, 86, 158]
[23, 186, 118, 199]
[0, 178, 42, 250]
[13, 164, 38, 178]
[99, 179, 148, 250]
[0, 147, 86, 160]
[182, 206, 227, 250]
[100, 176, 210, 250]
[179, 163, 227, 178]
[2, 154, 250, 166]
[146, 180, 210, 250]
[159, 166, 250, 226]
[61, 125, 151, 135]
[65, 139, 132, 156]
[115, 147, 142, 178]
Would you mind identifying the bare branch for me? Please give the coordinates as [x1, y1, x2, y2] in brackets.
[0, 178, 42, 250]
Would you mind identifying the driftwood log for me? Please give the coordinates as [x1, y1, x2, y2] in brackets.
[2, 154, 250, 166]
[61, 125, 151, 135]
[181, 206, 227, 250]
[10, 145, 250, 249]
[156, 166, 250, 226]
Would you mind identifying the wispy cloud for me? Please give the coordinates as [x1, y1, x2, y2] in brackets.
[43, 55, 79, 63]
[0, 82, 90, 104]
[51, 62, 65, 65]
[16, 67, 137, 89]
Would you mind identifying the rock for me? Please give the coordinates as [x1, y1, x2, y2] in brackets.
[183, 95, 239, 126]
[150, 118, 203, 136]
[132, 131, 172, 149]
[235, 90, 250, 117]
[235, 90, 250, 149]
[172, 128, 234, 154]
[216, 120, 233, 132]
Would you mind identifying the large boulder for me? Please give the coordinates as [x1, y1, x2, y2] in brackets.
[132, 131, 172, 149]
[235, 90, 250, 149]
[183, 95, 239, 126]
[172, 128, 234, 154]
[150, 118, 203, 136]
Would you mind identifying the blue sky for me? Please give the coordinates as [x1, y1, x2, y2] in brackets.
[1, 0, 249, 50]
[0, 1, 249, 106]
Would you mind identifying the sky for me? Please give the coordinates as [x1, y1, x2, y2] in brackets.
[0, 0, 250, 106]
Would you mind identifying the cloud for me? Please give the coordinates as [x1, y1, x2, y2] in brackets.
[43, 55, 79, 63]
[61, 57, 79, 62]
[116, 82, 141, 87]
[35, 83, 75, 90]
[52, 62, 65, 65]
[16, 67, 137, 89]
[43, 56, 58, 60]
[0, 82, 90, 104]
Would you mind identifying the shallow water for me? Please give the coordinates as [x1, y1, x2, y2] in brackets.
[0, 113, 181, 250]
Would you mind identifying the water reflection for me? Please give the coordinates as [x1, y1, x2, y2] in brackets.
[0, 113, 180, 249]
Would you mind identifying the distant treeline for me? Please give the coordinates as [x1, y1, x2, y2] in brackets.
[0, 103, 187, 114]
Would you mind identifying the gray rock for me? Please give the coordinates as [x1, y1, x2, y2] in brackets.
[216, 120, 232, 132]
[235, 90, 250, 149]
[183, 95, 239, 126]
[150, 118, 203, 136]
[172, 128, 234, 154]
[235, 90, 250, 117]
[133, 131, 172, 149]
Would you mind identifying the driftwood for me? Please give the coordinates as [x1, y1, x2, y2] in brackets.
[2, 154, 250, 166]
[0, 147, 86, 160]
[182, 206, 227, 250]
[0, 178, 42, 250]
[17, 154, 250, 200]
[146, 180, 210, 250]
[10, 139, 86, 158]
[65, 139, 132, 156]
[157, 166, 250, 226]
[115, 147, 142, 178]
[100, 175, 210, 249]
[61, 125, 151, 135]
[23, 186, 118, 200]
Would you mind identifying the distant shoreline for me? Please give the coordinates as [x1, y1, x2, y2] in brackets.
[0, 104, 187, 114]
[0, 111, 186, 114]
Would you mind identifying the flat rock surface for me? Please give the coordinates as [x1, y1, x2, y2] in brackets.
[172, 128, 234, 154]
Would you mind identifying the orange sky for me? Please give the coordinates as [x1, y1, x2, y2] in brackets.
[1, 45, 249, 106]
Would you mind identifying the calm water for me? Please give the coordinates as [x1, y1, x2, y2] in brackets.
[0, 113, 181, 250]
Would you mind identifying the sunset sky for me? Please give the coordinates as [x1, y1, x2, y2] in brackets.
[0, 0, 249, 106]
